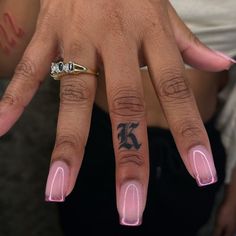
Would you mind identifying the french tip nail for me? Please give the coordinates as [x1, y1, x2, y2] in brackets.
[45, 160, 69, 202]
[45, 196, 65, 202]
[214, 51, 236, 64]
[119, 181, 143, 226]
[196, 174, 218, 187]
[120, 217, 142, 226]
[188, 145, 217, 187]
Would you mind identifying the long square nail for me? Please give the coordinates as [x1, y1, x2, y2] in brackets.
[188, 145, 217, 186]
[45, 160, 69, 202]
[118, 181, 143, 226]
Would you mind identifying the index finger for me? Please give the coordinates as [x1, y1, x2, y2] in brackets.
[0, 27, 56, 135]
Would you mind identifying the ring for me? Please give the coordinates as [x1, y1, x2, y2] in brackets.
[51, 61, 99, 80]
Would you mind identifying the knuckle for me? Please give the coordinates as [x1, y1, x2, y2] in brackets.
[157, 70, 191, 103]
[14, 57, 37, 80]
[60, 79, 91, 106]
[118, 153, 144, 167]
[1, 92, 22, 107]
[55, 133, 85, 150]
[111, 89, 146, 118]
[174, 119, 204, 139]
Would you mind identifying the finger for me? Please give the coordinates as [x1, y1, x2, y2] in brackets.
[0, 27, 56, 136]
[102, 38, 149, 225]
[143, 18, 217, 186]
[45, 39, 98, 201]
[168, 3, 236, 72]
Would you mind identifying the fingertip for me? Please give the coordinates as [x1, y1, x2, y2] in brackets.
[188, 145, 218, 187]
[45, 160, 70, 202]
[118, 180, 144, 226]
[214, 50, 236, 67]
[182, 46, 235, 72]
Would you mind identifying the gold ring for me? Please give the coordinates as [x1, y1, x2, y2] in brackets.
[51, 61, 99, 80]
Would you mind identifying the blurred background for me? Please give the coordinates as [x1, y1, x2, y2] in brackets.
[0, 77, 63, 236]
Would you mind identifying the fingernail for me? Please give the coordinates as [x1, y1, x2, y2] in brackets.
[188, 145, 217, 186]
[45, 160, 69, 202]
[118, 181, 143, 226]
[214, 51, 236, 64]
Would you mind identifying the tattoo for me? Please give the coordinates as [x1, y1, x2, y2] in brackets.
[0, 12, 25, 54]
[4, 13, 25, 38]
[117, 122, 141, 150]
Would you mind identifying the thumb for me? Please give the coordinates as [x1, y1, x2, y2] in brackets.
[168, 3, 236, 72]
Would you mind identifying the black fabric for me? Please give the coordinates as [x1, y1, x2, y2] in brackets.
[58, 104, 226, 236]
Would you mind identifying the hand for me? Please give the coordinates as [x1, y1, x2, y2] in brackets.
[214, 201, 236, 236]
[0, 0, 234, 225]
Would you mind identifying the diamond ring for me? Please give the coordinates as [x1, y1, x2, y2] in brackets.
[51, 61, 99, 80]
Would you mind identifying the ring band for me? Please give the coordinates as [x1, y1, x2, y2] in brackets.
[51, 61, 99, 80]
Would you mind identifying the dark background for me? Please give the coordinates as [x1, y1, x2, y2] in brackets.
[0, 78, 63, 236]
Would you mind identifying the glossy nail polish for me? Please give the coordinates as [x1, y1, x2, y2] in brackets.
[119, 181, 143, 226]
[45, 161, 69, 202]
[214, 51, 236, 64]
[188, 145, 217, 186]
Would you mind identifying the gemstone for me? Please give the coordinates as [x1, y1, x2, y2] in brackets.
[51, 63, 58, 74]
[63, 63, 69, 72]
[58, 62, 64, 72]
[68, 62, 74, 72]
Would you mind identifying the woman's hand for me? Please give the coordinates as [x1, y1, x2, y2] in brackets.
[0, 0, 234, 225]
[214, 197, 236, 236]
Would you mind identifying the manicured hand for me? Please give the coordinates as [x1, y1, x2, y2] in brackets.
[0, 0, 235, 226]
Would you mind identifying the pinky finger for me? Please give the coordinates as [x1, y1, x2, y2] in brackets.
[167, 3, 236, 72]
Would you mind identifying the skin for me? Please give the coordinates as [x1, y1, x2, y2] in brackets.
[0, 0, 39, 77]
[0, 0, 235, 226]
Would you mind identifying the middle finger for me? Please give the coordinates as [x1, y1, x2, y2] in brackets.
[102, 37, 149, 226]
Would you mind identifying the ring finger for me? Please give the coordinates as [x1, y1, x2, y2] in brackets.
[45, 38, 98, 201]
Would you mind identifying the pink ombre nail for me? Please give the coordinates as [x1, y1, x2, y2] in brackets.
[214, 51, 236, 64]
[118, 181, 143, 226]
[188, 146, 217, 186]
[45, 161, 69, 202]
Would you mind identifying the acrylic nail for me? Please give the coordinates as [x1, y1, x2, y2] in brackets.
[119, 181, 143, 226]
[45, 160, 69, 202]
[188, 145, 217, 186]
[214, 51, 236, 64]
